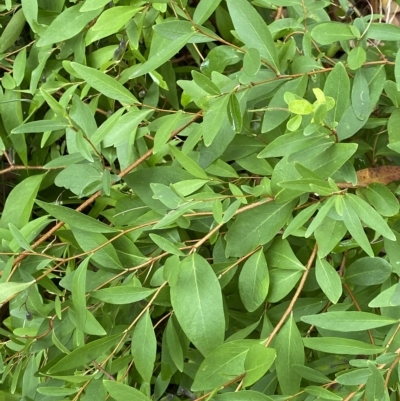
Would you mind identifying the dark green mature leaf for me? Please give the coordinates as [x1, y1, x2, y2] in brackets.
[0, 9, 26, 53]
[71, 63, 138, 105]
[275, 316, 304, 395]
[212, 391, 274, 401]
[226, 201, 295, 257]
[361, 183, 399, 217]
[170, 254, 225, 356]
[239, 249, 269, 312]
[301, 312, 397, 331]
[226, 0, 279, 72]
[11, 119, 70, 134]
[365, 362, 386, 401]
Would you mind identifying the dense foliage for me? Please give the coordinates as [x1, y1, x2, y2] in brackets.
[1, 0, 400, 400]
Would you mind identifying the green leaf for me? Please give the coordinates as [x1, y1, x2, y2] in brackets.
[341, 198, 374, 257]
[91, 286, 156, 305]
[345, 193, 395, 240]
[192, 340, 258, 391]
[303, 337, 385, 355]
[347, 47, 366, 70]
[170, 254, 225, 356]
[21, 0, 38, 32]
[243, 344, 276, 387]
[71, 62, 138, 105]
[72, 257, 89, 339]
[202, 95, 230, 146]
[365, 362, 386, 401]
[192, 70, 221, 95]
[301, 311, 396, 332]
[0, 174, 43, 229]
[149, 234, 185, 256]
[352, 70, 370, 120]
[212, 391, 274, 401]
[360, 183, 399, 217]
[131, 311, 156, 383]
[80, 0, 110, 11]
[37, 4, 101, 47]
[315, 218, 347, 258]
[226, 200, 295, 257]
[305, 386, 342, 400]
[86, 6, 142, 45]
[8, 223, 33, 251]
[193, 0, 223, 25]
[344, 257, 392, 286]
[165, 317, 184, 372]
[154, 111, 184, 154]
[239, 249, 269, 312]
[336, 368, 372, 385]
[275, 315, 304, 395]
[129, 32, 194, 79]
[266, 237, 305, 270]
[227, 93, 243, 133]
[0, 9, 26, 53]
[267, 269, 302, 303]
[243, 48, 261, 77]
[395, 50, 400, 91]
[168, 145, 209, 179]
[103, 380, 152, 401]
[47, 334, 121, 373]
[226, 0, 279, 72]
[315, 258, 342, 304]
[35, 200, 118, 233]
[0, 281, 34, 303]
[283, 203, 320, 238]
[11, 119, 70, 134]
[311, 22, 358, 45]
[366, 23, 400, 41]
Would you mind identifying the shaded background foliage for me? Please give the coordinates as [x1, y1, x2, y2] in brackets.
[1, 0, 400, 400]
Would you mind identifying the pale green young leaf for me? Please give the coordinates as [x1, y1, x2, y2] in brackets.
[8, 223, 33, 251]
[80, 0, 109, 11]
